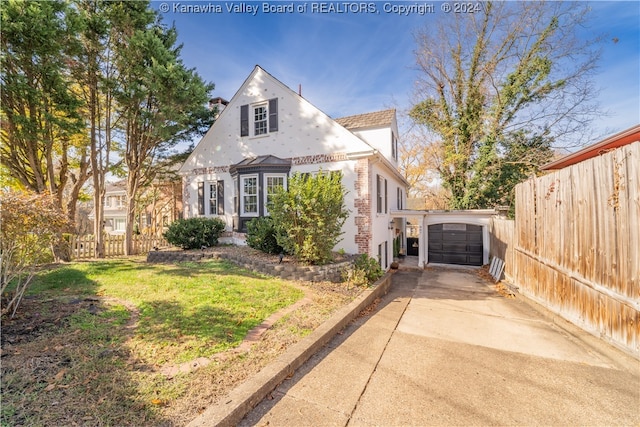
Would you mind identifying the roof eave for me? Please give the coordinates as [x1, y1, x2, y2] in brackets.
[542, 124, 640, 170]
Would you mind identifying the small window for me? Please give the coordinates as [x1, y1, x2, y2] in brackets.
[241, 98, 278, 137]
[397, 187, 403, 210]
[114, 218, 126, 231]
[209, 182, 218, 215]
[254, 104, 268, 136]
[376, 175, 387, 214]
[391, 132, 398, 161]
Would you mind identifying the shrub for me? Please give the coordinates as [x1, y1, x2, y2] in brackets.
[163, 217, 226, 249]
[269, 171, 349, 265]
[246, 217, 284, 254]
[1, 190, 71, 317]
[341, 254, 384, 287]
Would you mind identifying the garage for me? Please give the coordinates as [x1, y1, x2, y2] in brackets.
[427, 223, 483, 266]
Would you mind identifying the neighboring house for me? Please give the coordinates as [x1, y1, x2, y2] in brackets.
[94, 175, 183, 236]
[541, 124, 640, 170]
[102, 181, 128, 235]
[179, 65, 409, 269]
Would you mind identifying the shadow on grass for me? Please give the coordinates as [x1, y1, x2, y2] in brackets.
[136, 299, 257, 354]
[2, 272, 173, 426]
[158, 259, 270, 280]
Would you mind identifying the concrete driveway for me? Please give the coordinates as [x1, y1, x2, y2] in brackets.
[240, 268, 640, 426]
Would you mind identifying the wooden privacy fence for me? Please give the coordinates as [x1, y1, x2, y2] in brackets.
[489, 217, 515, 282]
[512, 141, 639, 357]
[69, 234, 168, 259]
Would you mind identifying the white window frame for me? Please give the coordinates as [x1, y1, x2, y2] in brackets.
[240, 174, 259, 217]
[253, 103, 268, 136]
[263, 173, 287, 216]
[233, 177, 238, 214]
[376, 175, 387, 214]
[208, 182, 218, 216]
[114, 218, 126, 232]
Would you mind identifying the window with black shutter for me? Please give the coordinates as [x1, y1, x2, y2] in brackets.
[242, 99, 279, 137]
[384, 179, 388, 213]
[377, 175, 382, 213]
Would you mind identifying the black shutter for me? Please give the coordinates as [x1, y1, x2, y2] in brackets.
[376, 175, 381, 213]
[268, 98, 278, 132]
[384, 179, 388, 213]
[217, 180, 224, 215]
[198, 182, 205, 215]
[240, 104, 249, 136]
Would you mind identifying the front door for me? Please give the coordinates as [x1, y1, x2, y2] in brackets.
[407, 237, 419, 256]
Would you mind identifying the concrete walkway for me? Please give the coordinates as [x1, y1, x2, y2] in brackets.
[240, 268, 640, 426]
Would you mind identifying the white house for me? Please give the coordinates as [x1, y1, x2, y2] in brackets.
[179, 65, 409, 269]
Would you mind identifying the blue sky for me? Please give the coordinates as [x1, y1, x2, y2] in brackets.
[153, 1, 640, 146]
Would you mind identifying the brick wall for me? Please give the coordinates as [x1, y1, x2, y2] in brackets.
[354, 158, 371, 254]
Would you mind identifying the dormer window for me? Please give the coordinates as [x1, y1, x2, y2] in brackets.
[240, 98, 279, 137]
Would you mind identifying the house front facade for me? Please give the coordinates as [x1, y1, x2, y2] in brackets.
[179, 66, 409, 268]
[93, 177, 183, 236]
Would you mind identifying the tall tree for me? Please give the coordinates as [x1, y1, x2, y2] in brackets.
[1, 0, 89, 259]
[410, 1, 601, 209]
[111, 2, 213, 254]
[73, 0, 122, 257]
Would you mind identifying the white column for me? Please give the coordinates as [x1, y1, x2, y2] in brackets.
[482, 224, 490, 265]
[418, 214, 426, 268]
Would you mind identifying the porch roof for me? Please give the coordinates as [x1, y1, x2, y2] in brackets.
[390, 209, 498, 217]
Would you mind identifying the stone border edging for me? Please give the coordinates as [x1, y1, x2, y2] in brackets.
[147, 249, 354, 283]
[187, 271, 394, 427]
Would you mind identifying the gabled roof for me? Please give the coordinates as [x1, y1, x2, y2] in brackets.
[542, 124, 640, 170]
[335, 109, 395, 130]
[105, 180, 126, 193]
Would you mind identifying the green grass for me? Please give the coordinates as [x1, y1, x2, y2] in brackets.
[29, 258, 304, 364]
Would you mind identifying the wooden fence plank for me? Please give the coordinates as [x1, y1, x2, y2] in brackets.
[68, 235, 168, 259]
[511, 141, 640, 357]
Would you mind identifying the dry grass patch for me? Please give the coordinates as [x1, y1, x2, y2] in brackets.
[1, 258, 361, 426]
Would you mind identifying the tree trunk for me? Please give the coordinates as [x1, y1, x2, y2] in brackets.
[124, 170, 139, 256]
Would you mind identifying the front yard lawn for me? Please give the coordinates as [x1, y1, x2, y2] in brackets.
[1, 257, 356, 426]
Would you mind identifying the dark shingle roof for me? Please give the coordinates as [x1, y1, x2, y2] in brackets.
[335, 109, 395, 130]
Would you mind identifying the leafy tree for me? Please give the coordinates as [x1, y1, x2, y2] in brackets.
[73, 0, 120, 257]
[0, 0, 89, 258]
[0, 190, 71, 317]
[269, 171, 349, 265]
[410, 1, 602, 209]
[111, 2, 214, 254]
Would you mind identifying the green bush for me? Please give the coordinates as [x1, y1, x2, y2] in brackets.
[246, 217, 284, 254]
[163, 217, 226, 249]
[269, 171, 349, 265]
[341, 254, 384, 287]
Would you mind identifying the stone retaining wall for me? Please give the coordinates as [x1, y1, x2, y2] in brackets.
[147, 250, 354, 283]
